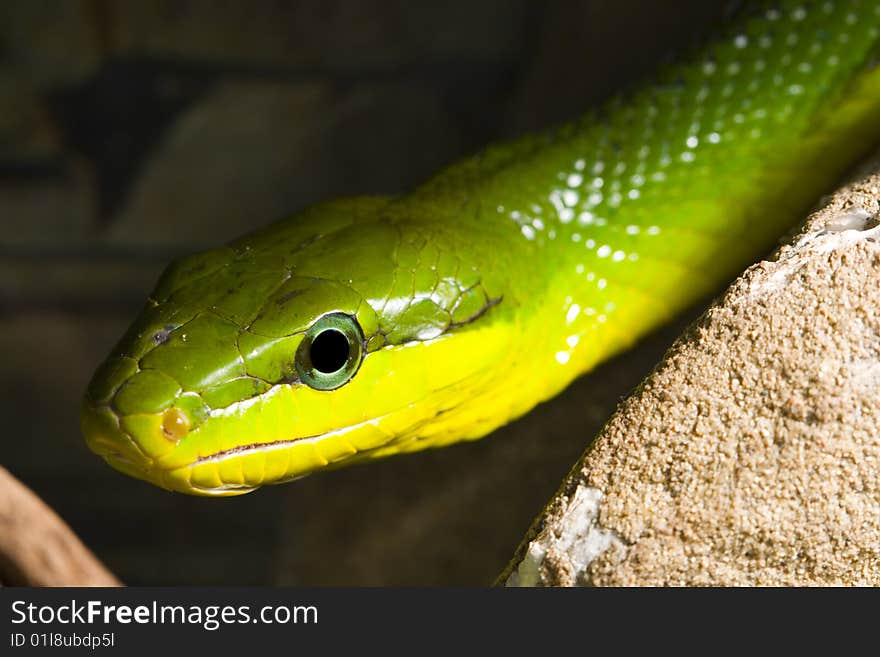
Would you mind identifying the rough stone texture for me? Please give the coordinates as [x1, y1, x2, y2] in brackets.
[504, 154, 880, 586]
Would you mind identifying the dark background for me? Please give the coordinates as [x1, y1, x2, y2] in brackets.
[1, 1, 729, 585]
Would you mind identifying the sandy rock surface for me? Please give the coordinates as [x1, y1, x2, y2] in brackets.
[505, 154, 880, 586]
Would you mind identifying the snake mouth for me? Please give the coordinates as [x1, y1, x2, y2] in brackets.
[81, 404, 154, 479]
[166, 436, 324, 496]
[82, 393, 404, 496]
[81, 403, 198, 497]
[83, 344, 474, 496]
[81, 401, 251, 496]
[191, 433, 324, 467]
[170, 415, 400, 496]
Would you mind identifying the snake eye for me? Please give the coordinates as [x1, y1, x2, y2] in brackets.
[295, 313, 365, 391]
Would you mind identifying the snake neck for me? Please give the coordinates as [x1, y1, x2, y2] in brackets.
[397, 0, 880, 399]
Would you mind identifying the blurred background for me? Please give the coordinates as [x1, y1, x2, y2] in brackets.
[1, 1, 728, 585]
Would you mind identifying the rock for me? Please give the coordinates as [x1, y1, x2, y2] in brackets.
[106, 80, 463, 248]
[504, 153, 880, 586]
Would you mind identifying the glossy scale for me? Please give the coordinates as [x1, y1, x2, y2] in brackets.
[83, 0, 880, 494]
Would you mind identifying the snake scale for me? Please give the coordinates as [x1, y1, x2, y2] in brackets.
[83, 0, 880, 495]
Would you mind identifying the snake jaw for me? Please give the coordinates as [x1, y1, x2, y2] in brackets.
[162, 466, 260, 496]
[82, 306, 517, 495]
[81, 402, 159, 486]
[82, 402, 247, 496]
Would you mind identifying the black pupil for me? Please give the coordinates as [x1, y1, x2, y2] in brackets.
[309, 329, 350, 374]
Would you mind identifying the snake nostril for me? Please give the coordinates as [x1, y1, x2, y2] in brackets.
[161, 407, 191, 442]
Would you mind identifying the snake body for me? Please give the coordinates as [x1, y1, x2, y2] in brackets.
[83, 1, 880, 495]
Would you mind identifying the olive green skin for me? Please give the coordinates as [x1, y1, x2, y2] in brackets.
[83, 1, 880, 495]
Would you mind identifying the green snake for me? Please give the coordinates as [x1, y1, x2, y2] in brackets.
[82, 1, 880, 495]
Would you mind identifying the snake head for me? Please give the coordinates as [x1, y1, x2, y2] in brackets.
[82, 198, 516, 495]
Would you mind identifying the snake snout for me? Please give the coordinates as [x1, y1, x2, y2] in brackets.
[81, 402, 154, 481]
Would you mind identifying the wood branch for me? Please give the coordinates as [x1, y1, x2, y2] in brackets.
[502, 150, 880, 586]
[0, 466, 121, 586]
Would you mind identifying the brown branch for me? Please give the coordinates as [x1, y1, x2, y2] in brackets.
[0, 466, 121, 586]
